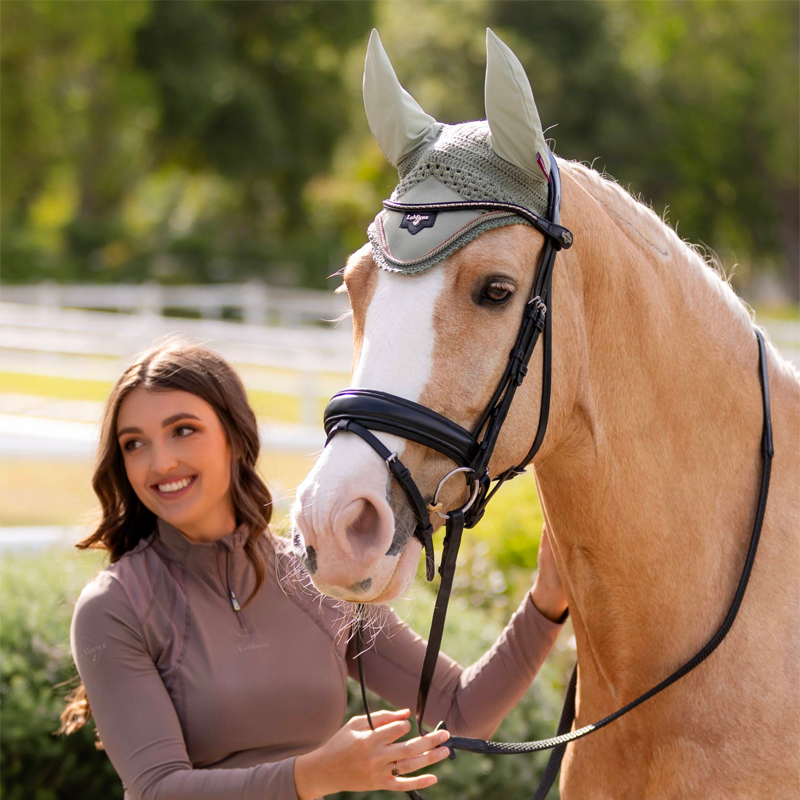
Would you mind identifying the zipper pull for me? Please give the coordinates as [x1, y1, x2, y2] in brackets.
[229, 590, 241, 612]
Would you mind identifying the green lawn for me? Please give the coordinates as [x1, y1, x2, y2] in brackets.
[0, 452, 317, 528]
[1, 372, 113, 402]
[756, 303, 800, 322]
[0, 370, 338, 425]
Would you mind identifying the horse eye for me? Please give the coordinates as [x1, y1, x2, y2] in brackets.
[481, 282, 515, 305]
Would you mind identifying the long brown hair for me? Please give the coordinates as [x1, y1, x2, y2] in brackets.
[58, 334, 273, 742]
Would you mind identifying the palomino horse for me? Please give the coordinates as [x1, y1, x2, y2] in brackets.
[292, 30, 800, 797]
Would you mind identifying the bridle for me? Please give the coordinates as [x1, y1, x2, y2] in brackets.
[325, 152, 571, 582]
[321, 152, 774, 799]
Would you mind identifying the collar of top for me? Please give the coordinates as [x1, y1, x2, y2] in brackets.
[153, 515, 250, 562]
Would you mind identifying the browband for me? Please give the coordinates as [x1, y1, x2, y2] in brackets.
[382, 199, 573, 250]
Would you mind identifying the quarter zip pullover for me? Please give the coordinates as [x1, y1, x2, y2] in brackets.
[70, 516, 564, 800]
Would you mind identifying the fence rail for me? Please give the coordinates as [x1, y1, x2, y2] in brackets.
[1, 302, 353, 427]
[1, 280, 351, 328]
[1, 294, 797, 436]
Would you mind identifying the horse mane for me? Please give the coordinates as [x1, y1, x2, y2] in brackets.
[563, 159, 757, 334]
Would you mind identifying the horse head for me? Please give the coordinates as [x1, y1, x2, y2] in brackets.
[291, 30, 580, 603]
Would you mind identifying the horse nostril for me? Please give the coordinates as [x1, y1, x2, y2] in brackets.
[305, 545, 318, 574]
[343, 498, 380, 546]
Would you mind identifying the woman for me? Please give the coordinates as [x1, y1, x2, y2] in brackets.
[60, 334, 568, 800]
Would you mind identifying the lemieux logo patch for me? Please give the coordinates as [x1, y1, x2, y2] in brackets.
[400, 212, 437, 235]
[81, 638, 107, 665]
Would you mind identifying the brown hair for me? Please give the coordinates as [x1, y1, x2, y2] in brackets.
[58, 334, 273, 743]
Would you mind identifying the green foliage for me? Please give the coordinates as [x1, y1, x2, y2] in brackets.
[604, 1, 799, 293]
[1, 0, 375, 287]
[1, 1, 797, 296]
[0, 548, 122, 800]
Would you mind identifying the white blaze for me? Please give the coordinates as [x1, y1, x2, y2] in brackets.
[351, 266, 446, 455]
[292, 265, 445, 566]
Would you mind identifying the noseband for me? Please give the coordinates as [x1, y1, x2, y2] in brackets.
[321, 152, 774, 800]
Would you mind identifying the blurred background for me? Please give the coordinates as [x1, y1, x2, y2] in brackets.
[1, 2, 798, 799]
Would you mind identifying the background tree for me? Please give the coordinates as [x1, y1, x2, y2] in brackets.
[603, 1, 799, 297]
[2, 0, 797, 300]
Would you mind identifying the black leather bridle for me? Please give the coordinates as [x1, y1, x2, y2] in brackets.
[321, 152, 774, 800]
[325, 152, 571, 583]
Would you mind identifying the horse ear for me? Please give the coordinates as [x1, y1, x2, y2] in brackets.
[363, 29, 442, 167]
[485, 29, 550, 183]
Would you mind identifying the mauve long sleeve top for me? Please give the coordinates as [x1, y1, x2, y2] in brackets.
[70, 516, 564, 800]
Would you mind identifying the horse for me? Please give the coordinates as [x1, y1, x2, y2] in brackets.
[291, 30, 800, 797]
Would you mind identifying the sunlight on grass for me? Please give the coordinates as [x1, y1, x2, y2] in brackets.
[0, 371, 335, 425]
[756, 304, 800, 322]
[1, 372, 113, 402]
[471, 472, 544, 571]
[0, 451, 315, 528]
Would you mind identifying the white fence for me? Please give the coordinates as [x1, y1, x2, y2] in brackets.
[0, 280, 351, 329]
[0, 301, 354, 429]
[1, 287, 797, 442]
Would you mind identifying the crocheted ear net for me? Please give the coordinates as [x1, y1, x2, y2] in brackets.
[367, 121, 551, 275]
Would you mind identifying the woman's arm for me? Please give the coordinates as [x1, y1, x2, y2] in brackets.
[72, 572, 450, 800]
[71, 573, 299, 800]
[529, 527, 569, 623]
[347, 529, 567, 741]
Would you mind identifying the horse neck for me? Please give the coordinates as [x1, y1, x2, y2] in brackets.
[536, 166, 767, 705]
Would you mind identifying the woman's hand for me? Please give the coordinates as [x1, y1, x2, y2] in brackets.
[294, 708, 451, 799]
[530, 526, 569, 623]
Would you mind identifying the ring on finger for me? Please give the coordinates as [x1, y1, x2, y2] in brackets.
[391, 762, 401, 777]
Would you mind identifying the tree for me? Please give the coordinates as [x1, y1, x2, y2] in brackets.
[618, 0, 799, 298]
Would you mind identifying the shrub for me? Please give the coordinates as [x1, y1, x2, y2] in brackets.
[1, 548, 122, 800]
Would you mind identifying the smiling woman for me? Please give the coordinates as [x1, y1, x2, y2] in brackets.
[115, 392, 237, 542]
[56, 333, 567, 800]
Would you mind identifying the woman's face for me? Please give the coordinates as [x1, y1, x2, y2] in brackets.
[116, 387, 235, 538]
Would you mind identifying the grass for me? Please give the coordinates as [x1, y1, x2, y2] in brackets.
[0, 460, 98, 527]
[755, 303, 800, 322]
[470, 472, 544, 571]
[0, 370, 337, 425]
[1, 372, 112, 403]
[0, 452, 316, 528]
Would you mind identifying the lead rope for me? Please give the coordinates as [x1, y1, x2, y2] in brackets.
[356, 328, 773, 799]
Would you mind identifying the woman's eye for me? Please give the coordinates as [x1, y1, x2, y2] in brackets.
[123, 439, 141, 452]
[175, 426, 196, 437]
[481, 283, 514, 305]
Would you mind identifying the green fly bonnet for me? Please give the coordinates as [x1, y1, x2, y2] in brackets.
[365, 29, 558, 274]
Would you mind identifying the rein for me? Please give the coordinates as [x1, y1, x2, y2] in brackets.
[323, 153, 774, 799]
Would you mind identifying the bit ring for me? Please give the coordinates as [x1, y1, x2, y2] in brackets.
[430, 466, 479, 519]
